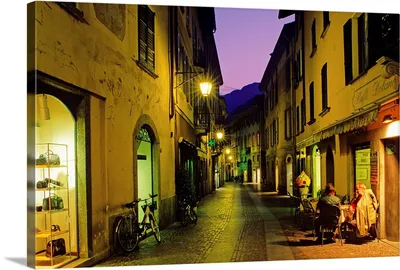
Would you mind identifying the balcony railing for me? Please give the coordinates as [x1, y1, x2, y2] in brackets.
[194, 104, 210, 131]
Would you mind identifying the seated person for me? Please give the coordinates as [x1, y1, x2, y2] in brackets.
[314, 183, 341, 241]
[348, 182, 378, 238]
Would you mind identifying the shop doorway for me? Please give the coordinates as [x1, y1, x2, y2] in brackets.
[384, 137, 399, 241]
[136, 126, 157, 222]
[247, 159, 252, 182]
[326, 147, 335, 186]
[35, 94, 78, 267]
[286, 155, 293, 195]
[312, 146, 322, 197]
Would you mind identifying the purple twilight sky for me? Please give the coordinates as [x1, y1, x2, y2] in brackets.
[214, 8, 294, 95]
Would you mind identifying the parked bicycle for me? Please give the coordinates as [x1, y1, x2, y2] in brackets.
[116, 194, 161, 252]
[178, 194, 198, 227]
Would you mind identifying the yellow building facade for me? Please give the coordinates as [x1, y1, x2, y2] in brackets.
[28, 2, 223, 268]
[279, 10, 399, 242]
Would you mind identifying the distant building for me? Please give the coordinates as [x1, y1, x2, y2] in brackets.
[226, 95, 265, 183]
[259, 22, 296, 193]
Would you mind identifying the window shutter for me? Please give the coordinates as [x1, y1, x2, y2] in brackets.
[309, 82, 314, 121]
[321, 63, 328, 109]
[358, 14, 367, 73]
[312, 19, 316, 49]
[139, 7, 147, 63]
[343, 19, 353, 85]
[276, 118, 279, 145]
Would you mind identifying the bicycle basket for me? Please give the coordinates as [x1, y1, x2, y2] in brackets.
[141, 202, 157, 213]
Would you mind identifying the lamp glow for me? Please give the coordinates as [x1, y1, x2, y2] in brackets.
[200, 82, 212, 96]
[216, 132, 224, 140]
[228, 156, 232, 160]
[226, 149, 231, 154]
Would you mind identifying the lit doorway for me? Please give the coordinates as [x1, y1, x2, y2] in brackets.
[136, 126, 156, 222]
[35, 94, 78, 267]
[312, 146, 322, 197]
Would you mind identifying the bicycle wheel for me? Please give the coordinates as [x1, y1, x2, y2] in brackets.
[116, 216, 139, 252]
[180, 208, 188, 227]
[149, 213, 161, 243]
[189, 206, 198, 224]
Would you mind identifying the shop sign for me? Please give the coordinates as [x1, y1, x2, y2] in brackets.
[352, 75, 399, 110]
[370, 151, 378, 185]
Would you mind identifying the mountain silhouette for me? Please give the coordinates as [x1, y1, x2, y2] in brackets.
[222, 82, 263, 114]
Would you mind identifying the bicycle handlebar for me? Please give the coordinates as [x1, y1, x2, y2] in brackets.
[124, 194, 158, 208]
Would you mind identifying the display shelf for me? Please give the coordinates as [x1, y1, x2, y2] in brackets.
[35, 165, 67, 169]
[35, 251, 71, 261]
[35, 143, 73, 268]
[36, 230, 70, 239]
[35, 209, 69, 215]
[36, 187, 68, 191]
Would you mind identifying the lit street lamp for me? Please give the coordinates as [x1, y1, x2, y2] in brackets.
[216, 131, 224, 140]
[200, 81, 212, 96]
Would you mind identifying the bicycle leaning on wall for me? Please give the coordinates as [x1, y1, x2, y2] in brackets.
[115, 194, 161, 252]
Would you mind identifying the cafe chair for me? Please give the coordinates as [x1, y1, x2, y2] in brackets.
[319, 204, 343, 246]
[300, 199, 316, 237]
[288, 192, 302, 225]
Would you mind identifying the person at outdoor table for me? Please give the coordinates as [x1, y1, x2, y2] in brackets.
[314, 183, 341, 242]
[347, 182, 378, 238]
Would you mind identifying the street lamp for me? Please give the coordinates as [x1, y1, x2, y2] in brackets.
[216, 131, 224, 140]
[200, 81, 212, 96]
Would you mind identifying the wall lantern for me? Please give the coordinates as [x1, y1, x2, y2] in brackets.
[216, 131, 224, 140]
[225, 148, 231, 154]
[228, 155, 233, 160]
[382, 114, 393, 124]
[175, 71, 212, 97]
[200, 81, 212, 96]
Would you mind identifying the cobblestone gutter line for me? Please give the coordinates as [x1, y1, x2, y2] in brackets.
[231, 186, 267, 262]
[196, 187, 236, 263]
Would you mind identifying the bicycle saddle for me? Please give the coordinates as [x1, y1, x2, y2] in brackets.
[150, 194, 158, 198]
[125, 199, 140, 208]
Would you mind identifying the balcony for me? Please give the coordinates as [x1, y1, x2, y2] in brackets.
[194, 104, 210, 134]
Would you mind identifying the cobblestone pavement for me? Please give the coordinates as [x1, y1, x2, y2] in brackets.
[95, 182, 399, 268]
[95, 182, 274, 267]
[247, 184, 400, 261]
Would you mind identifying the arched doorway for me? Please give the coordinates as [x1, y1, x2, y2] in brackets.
[247, 159, 252, 182]
[312, 145, 322, 197]
[326, 147, 335, 186]
[286, 155, 293, 194]
[35, 94, 78, 266]
[136, 126, 158, 222]
[275, 158, 279, 191]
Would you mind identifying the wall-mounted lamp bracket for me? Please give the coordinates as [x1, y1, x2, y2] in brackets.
[174, 71, 204, 89]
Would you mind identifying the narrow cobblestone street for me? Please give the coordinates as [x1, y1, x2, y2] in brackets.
[95, 182, 399, 268]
